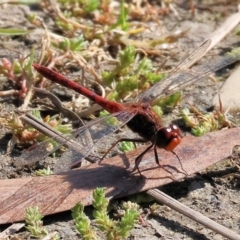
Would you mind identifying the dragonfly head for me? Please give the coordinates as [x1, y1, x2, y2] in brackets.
[156, 124, 181, 151]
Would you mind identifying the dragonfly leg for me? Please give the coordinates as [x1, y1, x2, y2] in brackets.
[153, 144, 177, 180]
[171, 150, 188, 177]
[99, 138, 146, 164]
[133, 143, 154, 176]
[154, 144, 176, 176]
[154, 145, 188, 177]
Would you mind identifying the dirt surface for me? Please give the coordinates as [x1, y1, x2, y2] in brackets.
[0, 0, 240, 239]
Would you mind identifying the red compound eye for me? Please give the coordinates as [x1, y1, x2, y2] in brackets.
[170, 123, 182, 137]
[156, 124, 182, 151]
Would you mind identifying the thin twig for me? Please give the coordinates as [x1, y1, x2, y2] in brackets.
[147, 189, 240, 240]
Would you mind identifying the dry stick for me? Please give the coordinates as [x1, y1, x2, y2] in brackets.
[41, 232, 59, 240]
[183, 4, 240, 68]
[20, 113, 95, 163]
[21, 113, 73, 143]
[0, 223, 25, 239]
[208, 4, 240, 52]
[147, 189, 240, 240]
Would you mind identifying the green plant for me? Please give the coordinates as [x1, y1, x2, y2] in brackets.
[102, 45, 165, 101]
[25, 206, 48, 238]
[4, 109, 72, 145]
[0, 48, 35, 98]
[72, 203, 96, 240]
[110, 0, 129, 31]
[52, 35, 88, 52]
[180, 103, 231, 137]
[72, 188, 139, 240]
[35, 166, 53, 176]
[120, 141, 135, 152]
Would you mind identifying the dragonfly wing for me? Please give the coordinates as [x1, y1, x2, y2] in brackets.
[53, 149, 82, 173]
[15, 139, 63, 166]
[137, 40, 240, 103]
[15, 122, 91, 167]
[136, 39, 212, 102]
[160, 51, 240, 99]
[53, 110, 136, 173]
[52, 123, 94, 173]
[136, 38, 240, 104]
[16, 110, 135, 171]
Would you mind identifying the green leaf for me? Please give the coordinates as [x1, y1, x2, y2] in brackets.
[120, 141, 135, 152]
[6, 0, 39, 4]
[0, 28, 32, 36]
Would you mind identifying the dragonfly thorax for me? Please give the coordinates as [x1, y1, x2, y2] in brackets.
[126, 102, 162, 141]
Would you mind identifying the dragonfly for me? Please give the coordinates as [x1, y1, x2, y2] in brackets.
[16, 39, 240, 174]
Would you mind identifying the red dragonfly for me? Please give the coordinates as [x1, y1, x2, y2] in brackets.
[17, 39, 240, 174]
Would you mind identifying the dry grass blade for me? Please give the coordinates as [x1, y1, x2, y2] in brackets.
[208, 4, 240, 51]
[147, 189, 240, 240]
[0, 223, 25, 238]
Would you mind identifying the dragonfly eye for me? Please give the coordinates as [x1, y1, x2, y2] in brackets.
[156, 124, 181, 151]
[169, 123, 182, 137]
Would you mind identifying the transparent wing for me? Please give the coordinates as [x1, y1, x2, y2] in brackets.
[14, 140, 60, 166]
[16, 111, 135, 173]
[136, 39, 240, 103]
[54, 110, 136, 173]
[14, 128, 92, 167]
